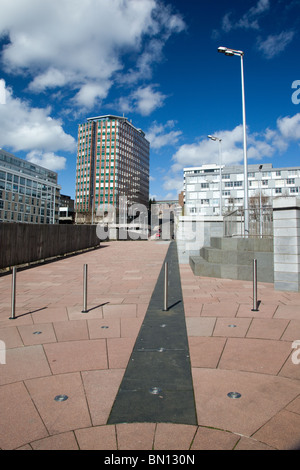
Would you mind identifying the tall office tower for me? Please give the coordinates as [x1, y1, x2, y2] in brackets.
[75, 115, 150, 220]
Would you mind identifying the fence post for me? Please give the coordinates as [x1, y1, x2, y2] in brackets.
[163, 262, 168, 311]
[9, 267, 17, 320]
[82, 264, 88, 313]
[252, 259, 258, 311]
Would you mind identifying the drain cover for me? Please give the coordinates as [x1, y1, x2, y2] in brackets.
[101, 326, 109, 329]
[227, 392, 241, 399]
[54, 395, 69, 402]
[228, 325, 237, 328]
[149, 387, 162, 395]
[33, 331, 42, 335]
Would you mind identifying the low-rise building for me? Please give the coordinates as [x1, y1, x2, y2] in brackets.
[184, 163, 300, 216]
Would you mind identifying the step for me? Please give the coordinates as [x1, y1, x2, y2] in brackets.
[200, 246, 274, 269]
[210, 237, 273, 253]
[189, 255, 274, 282]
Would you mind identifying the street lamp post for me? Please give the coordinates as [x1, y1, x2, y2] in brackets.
[218, 46, 249, 236]
[208, 135, 222, 216]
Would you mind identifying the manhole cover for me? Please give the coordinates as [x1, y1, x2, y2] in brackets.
[227, 392, 241, 399]
[149, 387, 162, 395]
[54, 395, 69, 402]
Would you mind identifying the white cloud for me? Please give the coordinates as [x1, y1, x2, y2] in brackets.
[277, 113, 300, 140]
[0, 83, 75, 170]
[217, 0, 270, 34]
[146, 120, 182, 149]
[118, 85, 167, 116]
[0, 0, 185, 109]
[257, 30, 295, 58]
[26, 150, 67, 171]
[163, 113, 300, 196]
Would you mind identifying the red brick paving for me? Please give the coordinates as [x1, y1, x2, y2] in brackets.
[0, 241, 299, 450]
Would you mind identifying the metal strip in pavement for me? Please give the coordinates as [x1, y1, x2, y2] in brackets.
[107, 241, 197, 425]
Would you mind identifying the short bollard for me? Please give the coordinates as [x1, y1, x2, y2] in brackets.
[9, 267, 17, 320]
[252, 259, 258, 311]
[163, 262, 168, 311]
[82, 264, 88, 313]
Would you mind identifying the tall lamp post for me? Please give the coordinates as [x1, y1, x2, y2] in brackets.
[218, 46, 249, 236]
[208, 135, 223, 216]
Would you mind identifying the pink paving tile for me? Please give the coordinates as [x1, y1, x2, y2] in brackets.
[0, 326, 24, 348]
[31, 307, 69, 323]
[213, 317, 251, 338]
[274, 304, 300, 320]
[44, 339, 108, 374]
[87, 318, 121, 339]
[286, 395, 300, 414]
[281, 320, 300, 341]
[0, 345, 51, 385]
[120, 317, 143, 338]
[278, 352, 300, 380]
[67, 305, 104, 321]
[17, 323, 57, 345]
[25, 372, 92, 435]
[218, 338, 292, 375]
[0, 381, 48, 450]
[234, 437, 274, 450]
[116, 423, 156, 450]
[75, 426, 117, 450]
[191, 426, 239, 450]
[31, 432, 79, 450]
[201, 302, 239, 317]
[237, 303, 278, 318]
[81, 369, 124, 425]
[107, 337, 135, 369]
[103, 304, 137, 319]
[188, 337, 226, 368]
[53, 319, 89, 342]
[252, 410, 300, 450]
[246, 318, 290, 340]
[186, 317, 216, 336]
[154, 424, 197, 451]
[192, 368, 300, 437]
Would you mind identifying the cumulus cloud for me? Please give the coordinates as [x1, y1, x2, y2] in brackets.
[163, 113, 300, 197]
[0, 83, 75, 170]
[0, 0, 185, 110]
[118, 85, 167, 116]
[145, 120, 182, 149]
[26, 150, 67, 171]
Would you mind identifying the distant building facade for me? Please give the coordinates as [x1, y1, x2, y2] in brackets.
[0, 149, 61, 224]
[184, 163, 300, 216]
[75, 115, 150, 222]
[59, 194, 75, 224]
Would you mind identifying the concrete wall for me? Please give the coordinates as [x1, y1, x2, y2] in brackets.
[0, 224, 100, 270]
[273, 197, 300, 292]
[176, 215, 224, 263]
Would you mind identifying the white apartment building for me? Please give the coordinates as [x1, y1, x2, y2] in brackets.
[184, 163, 300, 216]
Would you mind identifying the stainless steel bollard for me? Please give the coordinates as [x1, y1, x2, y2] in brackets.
[252, 259, 258, 311]
[82, 264, 88, 313]
[9, 267, 17, 320]
[163, 262, 168, 311]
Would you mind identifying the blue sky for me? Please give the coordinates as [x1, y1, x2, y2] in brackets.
[0, 0, 299, 201]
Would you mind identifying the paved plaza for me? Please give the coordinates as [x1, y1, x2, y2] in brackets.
[0, 240, 299, 450]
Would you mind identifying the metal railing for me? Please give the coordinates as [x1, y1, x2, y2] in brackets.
[224, 206, 273, 238]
